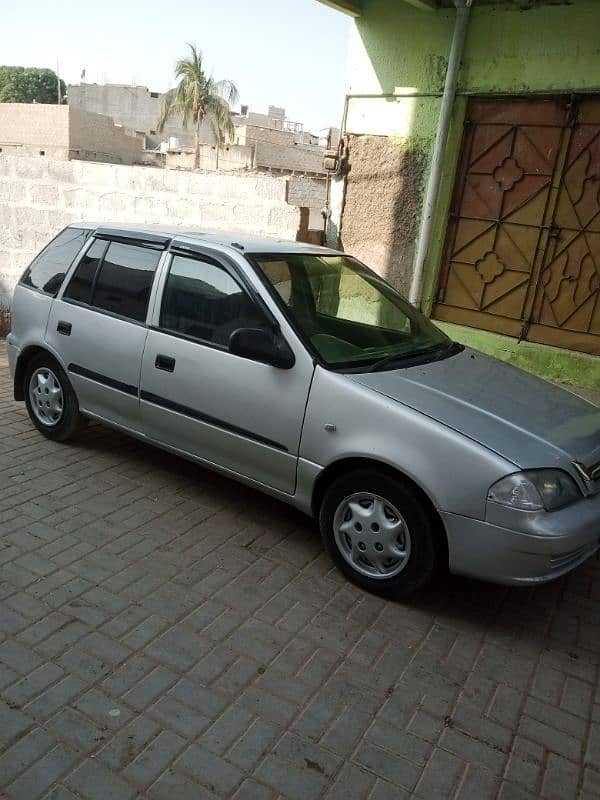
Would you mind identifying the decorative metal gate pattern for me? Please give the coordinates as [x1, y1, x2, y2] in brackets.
[434, 97, 600, 356]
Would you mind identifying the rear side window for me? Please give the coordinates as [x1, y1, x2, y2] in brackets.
[160, 255, 268, 346]
[21, 227, 91, 295]
[63, 239, 107, 304]
[93, 243, 161, 322]
[63, 239, 161, 323]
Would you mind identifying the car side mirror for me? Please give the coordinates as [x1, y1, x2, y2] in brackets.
[229, 328, 295, 369]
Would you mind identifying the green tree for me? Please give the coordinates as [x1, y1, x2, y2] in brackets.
[0, 66, 65, 104]
[157, 44, 238, 170]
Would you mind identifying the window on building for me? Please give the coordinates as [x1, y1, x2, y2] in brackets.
[150, 92, 159, 98]
[64, 239, 161, 322]
[160, 255, 268, 346]
[21, 227, 92, 296]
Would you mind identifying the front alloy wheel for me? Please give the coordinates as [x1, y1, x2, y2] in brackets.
[320, 469, 439, 597]
[333, 492, 412, 579]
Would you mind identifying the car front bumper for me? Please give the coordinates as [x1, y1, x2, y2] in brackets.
[443, 491, 600, 585]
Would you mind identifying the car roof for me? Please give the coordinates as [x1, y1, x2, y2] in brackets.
[71, 222, 341, 256]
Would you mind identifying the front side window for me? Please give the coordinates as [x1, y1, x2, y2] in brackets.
[21, 227, 91, 296]
[254, 254, 451, 370]
[160, 255, 268, 347]
[63, 239, 161, 323]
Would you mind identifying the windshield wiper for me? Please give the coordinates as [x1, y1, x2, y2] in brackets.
[368, 341, 460, 373]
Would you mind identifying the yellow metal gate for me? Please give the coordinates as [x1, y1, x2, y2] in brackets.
[434, 96, 600, 356]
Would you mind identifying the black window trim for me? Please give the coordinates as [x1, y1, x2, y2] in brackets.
[150, 243, 284, 354]
[19, 225, 93, 298]
[62, 235, 162, 325]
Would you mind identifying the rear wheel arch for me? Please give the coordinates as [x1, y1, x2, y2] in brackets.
[311, 457, 449, 570]
[14, 345, 53, 400]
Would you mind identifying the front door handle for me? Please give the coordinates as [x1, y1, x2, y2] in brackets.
[57, 321, 72, 336]
[155, 354, 176, 373]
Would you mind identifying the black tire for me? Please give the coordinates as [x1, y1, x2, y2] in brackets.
[23, 353, 86, 442]
[319, 469, 440, 598]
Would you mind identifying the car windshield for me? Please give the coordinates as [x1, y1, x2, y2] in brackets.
[253, 253, 453, 371]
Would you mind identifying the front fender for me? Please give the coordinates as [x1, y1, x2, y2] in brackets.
[299, 367, 516, 520]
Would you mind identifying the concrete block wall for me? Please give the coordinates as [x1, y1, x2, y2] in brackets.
[255, 141, 325, 174]
[0, 104, 70, 159]
[0, 155, 301, 325]
[69, 109, 144, 165]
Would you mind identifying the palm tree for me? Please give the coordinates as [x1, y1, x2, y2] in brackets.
[157, 44, 238, 170]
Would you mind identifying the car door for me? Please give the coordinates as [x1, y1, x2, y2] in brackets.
[46, 232, 167, 431]
[139, 245, 315, 494]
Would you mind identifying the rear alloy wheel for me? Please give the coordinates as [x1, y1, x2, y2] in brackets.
[23, 354, 85, 442]
[320, 469, 439, 597]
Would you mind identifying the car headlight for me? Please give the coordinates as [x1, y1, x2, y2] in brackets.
[488, 469, 581, 512]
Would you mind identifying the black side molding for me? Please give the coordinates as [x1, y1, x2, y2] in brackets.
[140, 390, 288, 452]
[68, 364, 138, 397]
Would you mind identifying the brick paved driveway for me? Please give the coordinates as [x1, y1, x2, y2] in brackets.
[0, 348, 599, 800]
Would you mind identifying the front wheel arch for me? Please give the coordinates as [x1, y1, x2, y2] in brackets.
[312, 457, 449, 571]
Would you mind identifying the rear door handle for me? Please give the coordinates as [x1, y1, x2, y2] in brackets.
[57, 321, 72, 336]
[155, 354, 176, 373]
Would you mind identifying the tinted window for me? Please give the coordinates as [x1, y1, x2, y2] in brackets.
[63, 239, 107, 304]
[93, 242, 161, 322]
[160, 255, 268, 346]
[21, 227, 91, 295]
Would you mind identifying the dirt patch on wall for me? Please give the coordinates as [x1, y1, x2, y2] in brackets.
[340, 135, 428, 295]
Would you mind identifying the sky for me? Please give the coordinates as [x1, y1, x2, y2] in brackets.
[2, 0, 352, 133]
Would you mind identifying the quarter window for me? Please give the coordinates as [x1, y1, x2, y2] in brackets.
[63, 239, 161, 323]
[21, 227, 91, 296]
[160, 255, 268, 346]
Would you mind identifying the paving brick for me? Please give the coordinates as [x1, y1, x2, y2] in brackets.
[147, 767, 219, 800]
[0, 700, 35, 745]
[7, 743, 79, 800]
[540, 753, 579, 800]
[122, 665, 178, 711]
[354, 740, 421, 791]
[255, 753, 329, 800]
[199, 703, 255, 754]
[0, 351, 599, 800]
[3, 661, 64, 706]
[96, 715, 161, 770]
[227, 717, 281, 770]
[414, 747, 464, 798]
[176, 743, 244, 794]
[122, 729, 186, 787]
[65, 757, 137, 800]
[231, 778, 277, 800]
[0, 726, 56, 786]
[148, 695, 210, 737]
[48, 707, 108, 753]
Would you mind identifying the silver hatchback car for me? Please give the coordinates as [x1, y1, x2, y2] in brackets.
[6, 224, 600, 596]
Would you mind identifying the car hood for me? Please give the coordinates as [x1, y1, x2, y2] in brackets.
[351, 347, 600, 471]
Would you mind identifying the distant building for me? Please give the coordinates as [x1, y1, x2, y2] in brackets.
[231, 105, 327, 176]
[67, 83, 215, 149]
[0, 103, 144, 164]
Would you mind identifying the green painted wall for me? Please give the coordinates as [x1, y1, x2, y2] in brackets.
[342, 0, 600, 381]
